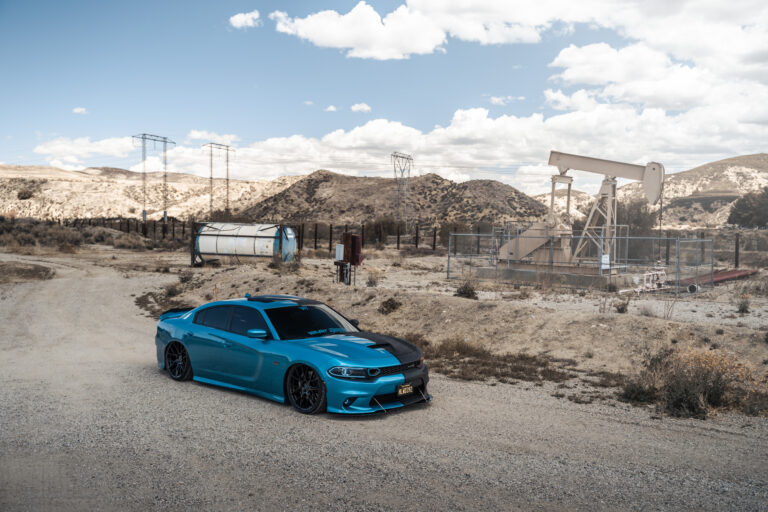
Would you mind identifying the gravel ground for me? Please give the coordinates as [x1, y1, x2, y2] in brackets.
[1, 252, 767, 511]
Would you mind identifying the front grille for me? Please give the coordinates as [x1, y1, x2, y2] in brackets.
[377, 359, 420, 376]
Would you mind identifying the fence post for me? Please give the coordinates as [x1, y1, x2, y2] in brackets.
[300, 223, 305, 251]
[447, 235, 452, 278]
[476, 225, 481, 255]
[361, 224, 365, 248]
[182, 220, 185, 238]
[676, 237, 681, 295]
[735, 233, 740, 268]
[314, 223, 318, 250]
[153, 221, 157, 241]
[665, 232, 670, 266]
[329, 224, 333, 254]
[397, 224, 400, 250]
[432, 228, 436, 251]
[172, 219, 176, 239]
[415, 225, 419, 248]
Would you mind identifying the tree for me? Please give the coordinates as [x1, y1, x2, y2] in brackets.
[728, 187, 768, 228]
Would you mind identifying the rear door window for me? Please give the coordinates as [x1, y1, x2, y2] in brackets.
[229, 306, 270, 337]
[201, 306, 232, 331]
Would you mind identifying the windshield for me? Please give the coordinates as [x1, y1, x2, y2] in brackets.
[265, 304, 358, 340]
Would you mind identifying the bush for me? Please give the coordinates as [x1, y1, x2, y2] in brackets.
[621, 348, 754, 419]
[113, 233, 147, 250]
[378, 297, 402, 315]
[17, 188, 34, 200]
[58, 242, 77, 253]
[165, 284, 181, 297]
[737, 297, 750, 314]
[454, 280, 478, 300]
[366, 273, 379, 287]
[614, 298, 630, 314]
[179, 272, 193, 284]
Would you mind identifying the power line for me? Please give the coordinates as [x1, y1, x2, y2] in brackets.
[391, 151, 413, 229]
[132, 133, 175, 226]
[202, 142, 236, 220]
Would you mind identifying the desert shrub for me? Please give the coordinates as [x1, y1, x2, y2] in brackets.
[377, 297, 402, 315]
[17, 188, 34, 200]
[605, 283, 618, 293]
[165, 284, 181, 297]
[366, 272, 379, 287]
[113, 233, 147, 250]
[639, 305, 654, 317]
[737, 296, 750, 314]
[621, 348, 755, 419]
[614, 298, 630, 313]
[83, 227, 115, 245]
[454, 280, 478, 300]
[179, 272, 193, 284]
[431, 337, 491, 359]
[716, 328, 724, 335]
[58, 242, 77, 253]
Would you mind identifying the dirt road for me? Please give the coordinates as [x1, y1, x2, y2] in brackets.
[1, 252, 766, 511]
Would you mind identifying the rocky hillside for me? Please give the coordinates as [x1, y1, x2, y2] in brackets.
[0, 165, 300, 220]
[242, 170, 547, 224]
[533, 189, 594, 221]
[619, 153, 768, 228]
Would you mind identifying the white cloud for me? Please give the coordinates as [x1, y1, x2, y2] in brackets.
[72, 107, 87, 115]
[34, 136, 133, 170]
[303, 100, 313, 106]
[350, 102, 372, 113]
[270, 3, 446, 60]
[324, 105, 337, 112]
[229, 9, 261, 29]
[186, 129, 240, 146]
[267, 0, 768, 76]
[489, 95, 525, 106]
[40, 93, 768, 191]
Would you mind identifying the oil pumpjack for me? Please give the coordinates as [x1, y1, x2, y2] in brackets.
[499, 151, 665, 272]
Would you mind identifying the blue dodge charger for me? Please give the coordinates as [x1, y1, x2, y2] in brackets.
[155, 294, 431, 414]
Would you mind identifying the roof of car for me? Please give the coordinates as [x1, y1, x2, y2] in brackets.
[197, 295, 323, 311]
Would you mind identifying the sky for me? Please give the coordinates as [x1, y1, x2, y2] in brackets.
[0, 0, 767, 195]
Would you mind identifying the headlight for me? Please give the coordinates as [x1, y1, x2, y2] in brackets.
[328, 366, 368, 379]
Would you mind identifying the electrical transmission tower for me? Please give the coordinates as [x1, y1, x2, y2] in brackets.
[202, 142, 236, 220]
[391, 151, 413, 229]
[132, 133, 176, 230]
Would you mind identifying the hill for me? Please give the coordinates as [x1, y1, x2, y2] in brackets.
[241, 170, 547, 224]
[618, 153, 768, 228]
[0, 164, 300, 220]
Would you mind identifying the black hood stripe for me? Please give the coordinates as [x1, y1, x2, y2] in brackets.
[342, 332, 421, 364]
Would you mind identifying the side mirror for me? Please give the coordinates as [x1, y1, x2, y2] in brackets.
[350, 319, 360, 328]
[247, 328, 268, 339]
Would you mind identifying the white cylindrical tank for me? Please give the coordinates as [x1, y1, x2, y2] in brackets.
[196, 223, 297, 262]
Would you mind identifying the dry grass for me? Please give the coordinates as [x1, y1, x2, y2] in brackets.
[621, 348, 763, 418]
[454, 280, 478, 300]
[377, 297, 402, 315]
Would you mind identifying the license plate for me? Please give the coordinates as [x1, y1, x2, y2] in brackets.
[397, 383, 413, 397]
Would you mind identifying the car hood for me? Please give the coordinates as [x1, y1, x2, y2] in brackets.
[299, 332, 421, 365]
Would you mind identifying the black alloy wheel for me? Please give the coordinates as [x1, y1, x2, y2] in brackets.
[286, 364, 327, 414]
[166, 342, 193, 381]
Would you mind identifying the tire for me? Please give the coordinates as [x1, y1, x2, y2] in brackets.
[285, 364, 327, 414]
[165, 342, 193, 381]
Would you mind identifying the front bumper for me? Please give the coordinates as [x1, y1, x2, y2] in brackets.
[325, 364, 431, 414]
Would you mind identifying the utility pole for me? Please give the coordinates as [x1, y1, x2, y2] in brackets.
[202, 142, 235, 220]
[391, 151, 413, 230]
[133, 133, 176, 231]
